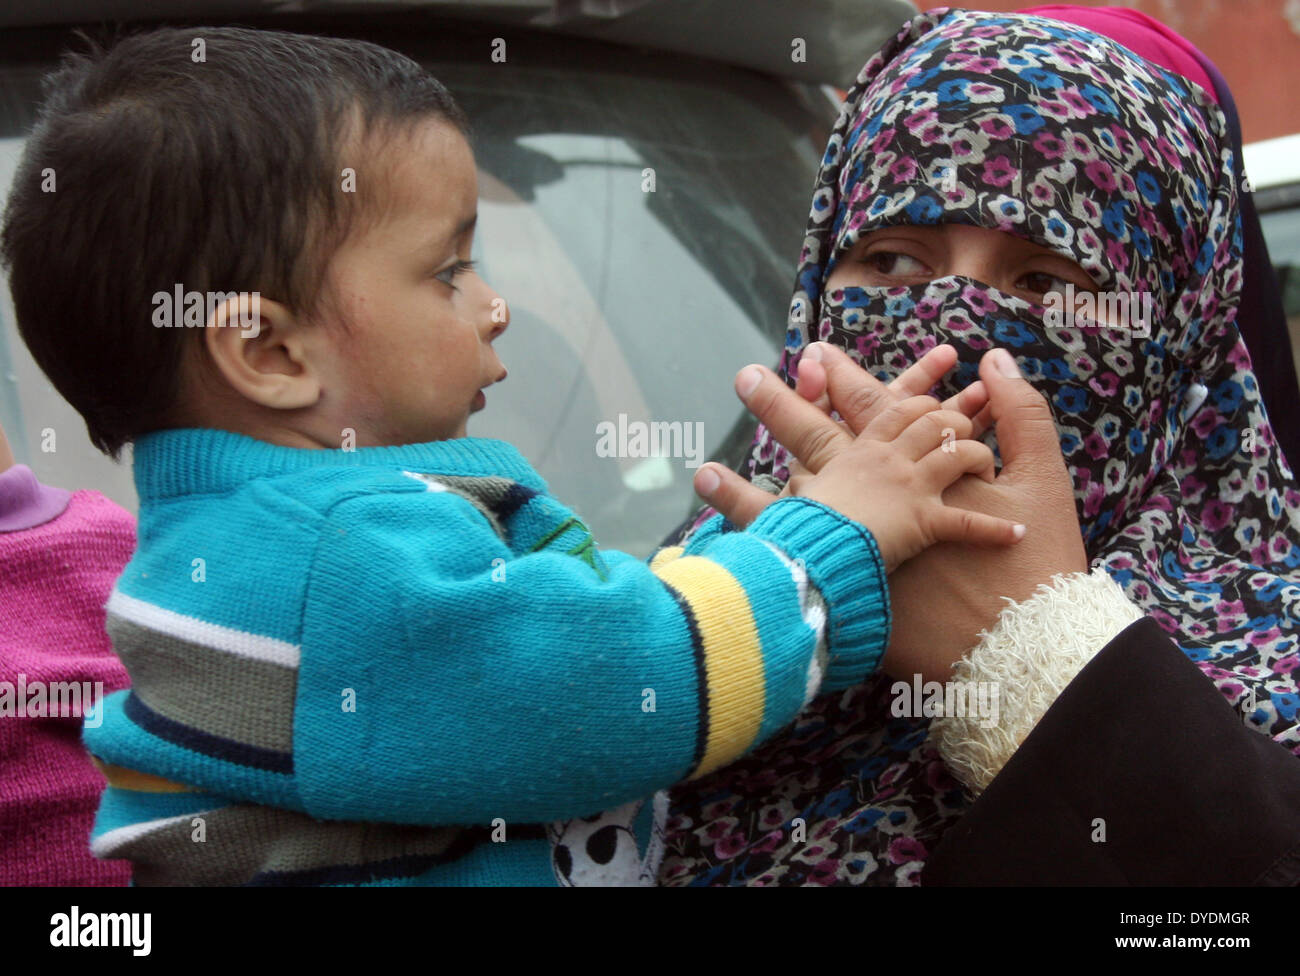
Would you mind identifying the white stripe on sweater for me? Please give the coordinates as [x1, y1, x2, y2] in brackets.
[91, 810, 218, 858]
[107, 589, 301, 669]
[757, 538, 828, 707]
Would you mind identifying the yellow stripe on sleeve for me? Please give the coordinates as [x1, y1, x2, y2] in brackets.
[649, 546, 684, 572]
[652, 555, 765, 779]
[92, 758, 197, 793]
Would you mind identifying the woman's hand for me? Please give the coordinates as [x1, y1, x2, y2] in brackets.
[880, 350, 1087, 683]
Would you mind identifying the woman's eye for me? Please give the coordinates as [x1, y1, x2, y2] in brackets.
[434, 260, 476, 289]
[865, 251, 930, 276]
[1018, 271, 1075, 297]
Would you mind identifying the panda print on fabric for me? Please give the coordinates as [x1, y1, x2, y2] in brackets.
[548, 791, 669, 886]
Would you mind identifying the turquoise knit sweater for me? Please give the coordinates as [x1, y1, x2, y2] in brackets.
[84, 428, 890, 885]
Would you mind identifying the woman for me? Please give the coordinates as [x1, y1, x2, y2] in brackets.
[661, 6, 1300, 885]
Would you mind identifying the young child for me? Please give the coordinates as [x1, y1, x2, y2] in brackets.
[0, 421, 134, 885]
[0, 26, 1021, 886]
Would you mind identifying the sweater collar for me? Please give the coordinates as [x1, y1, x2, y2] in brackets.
[132, 428, 546, 501]
[0, 464, 73, 531]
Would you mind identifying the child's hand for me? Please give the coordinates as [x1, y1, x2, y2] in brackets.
[777, 341, 987, 497]
[788, 390, 1023, 572]
[795, 341, 992, 436]
[699, 352, 1023, 573]
[699, 342, 991, 523]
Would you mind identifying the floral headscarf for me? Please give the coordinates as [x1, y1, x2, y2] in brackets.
[662, 7, 1300, 886]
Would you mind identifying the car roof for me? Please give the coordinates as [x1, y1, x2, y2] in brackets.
[1244, 133, 1300, 191]
[0, 0, 918, 87]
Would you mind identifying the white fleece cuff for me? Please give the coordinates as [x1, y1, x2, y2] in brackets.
[931, 567, 1143, 796]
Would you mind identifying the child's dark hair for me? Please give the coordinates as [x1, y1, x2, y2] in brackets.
[1, 26, 468, 458]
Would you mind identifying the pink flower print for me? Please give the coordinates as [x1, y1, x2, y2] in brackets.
[889, 156, 918, 182]
[1274, 654, 1300, 676]
[870, 127, 896, 154]
[855, 334, 881, 358]
[1104, 238, 1131, 275]
[1088, 372, 1120, 399]
[1180, 473, 1206, 504]
[808, 859, 841, 885]
[880, 762, 906, 788]
[967, 82, 1002, 103]
[1033, 131, 1066, 159]
[1083, 479, 1106, 517]
[1148, 606, 1179, 633]
[1156, 136, 1181, 168]
[950, 137, 975, 158]
[1215, 599, 1246, 630]
[1108, 123, 1135, 157]
[1248, 627, 1282, 648]
[1202, 499, 1234, 532]
[981, 155, 1016, 187]
[982, 116, 1014, 140]
[920, 123, 945, 144]
[904, 108, 937, 134]
[713, 831, 748, 860]
[962, 285, 996, 315]
[942, 311, 976, 334]
[1070, 137, 1100, 164]
[705, 818, 735, 841]
[1040, 98, 1073, 123]
[1060, 88, 1095, 117]
[1085, 160, 1117, 192]
[888, 837, 927, 865]
[703, 800, 734, 820]
[1190, 409, 1222, 439]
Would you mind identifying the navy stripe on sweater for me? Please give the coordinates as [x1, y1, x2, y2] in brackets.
[125, 692, 295, 775]
[659, 580, 709, 777]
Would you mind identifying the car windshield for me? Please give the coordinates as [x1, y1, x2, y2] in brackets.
[0, 23, 832, 558]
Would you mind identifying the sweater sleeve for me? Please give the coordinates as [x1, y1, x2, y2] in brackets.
[293, 490, 889, 826]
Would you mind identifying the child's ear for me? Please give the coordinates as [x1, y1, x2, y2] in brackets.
[203, 294, 322, 410]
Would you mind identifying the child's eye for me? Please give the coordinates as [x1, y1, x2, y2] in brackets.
[865, 251, 930, 276]
[433, 260, 476, 289]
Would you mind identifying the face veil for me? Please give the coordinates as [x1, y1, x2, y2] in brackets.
[664, 7, 1300, 887]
